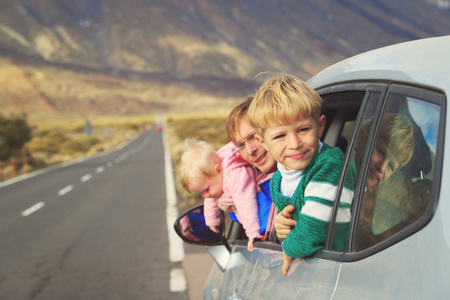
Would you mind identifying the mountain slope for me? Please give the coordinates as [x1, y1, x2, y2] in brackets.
[0, 0, 449, 117]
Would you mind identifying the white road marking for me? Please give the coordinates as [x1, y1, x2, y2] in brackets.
[114, 158, 121, 164]
[163, 128, 185, 263]
[170, 268, 187, 292]
[96, 166, 105, 173]
[58, 185, 74, 196]
[21, 202, 45, 217]
[107, 161, 113, 167]
[81, 174, 92, 182]
[162, 123, 186, 292]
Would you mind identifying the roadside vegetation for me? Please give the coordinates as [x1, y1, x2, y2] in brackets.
[1, 109, 233, 213]
[0, 114, 155, 182]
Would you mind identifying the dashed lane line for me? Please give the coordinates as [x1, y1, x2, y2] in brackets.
[57, 185, 74, 196]
[14, 135, 151, 219]
[21, 202, 45, 217]
[81, 174, 92, 182]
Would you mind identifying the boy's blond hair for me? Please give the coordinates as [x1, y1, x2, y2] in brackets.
[357, 113, 414, 168]
[374, 113, 415, 168]
[180, 138, 222, 193]
[248, 73, 322, 136]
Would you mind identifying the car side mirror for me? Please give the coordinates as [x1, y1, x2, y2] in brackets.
[174, 203, 231, 272]
[173, 203, 225, 245]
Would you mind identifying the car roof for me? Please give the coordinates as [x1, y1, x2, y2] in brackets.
[307, 35, 450, 95]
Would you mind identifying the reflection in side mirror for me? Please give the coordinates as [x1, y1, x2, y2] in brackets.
[174, 204, 223, 244]
[174, 204, 232, 272]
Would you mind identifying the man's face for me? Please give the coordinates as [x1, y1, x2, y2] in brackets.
[188, 171, 223, 199]
[234, 118, 277, 174]
[366, 140, 401, 189]
[258, 116, 325, 171]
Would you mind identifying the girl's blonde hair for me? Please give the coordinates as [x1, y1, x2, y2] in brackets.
[180, 138, 222, 192]
[248, 73, 322, 136]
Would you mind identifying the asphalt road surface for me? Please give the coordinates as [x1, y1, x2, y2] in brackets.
[0, 128, 211, 300]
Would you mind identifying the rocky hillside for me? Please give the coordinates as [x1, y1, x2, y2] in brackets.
[0, 0, 449, 117]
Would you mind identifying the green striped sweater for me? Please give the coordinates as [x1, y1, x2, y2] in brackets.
[271, 143, 355, 258]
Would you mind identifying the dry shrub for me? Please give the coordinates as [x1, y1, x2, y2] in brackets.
[21, 163, 35, 174]
[46, 130, 69, 143]
[114, 122, 140, 131]
[1, 165, 15, 179]
[60, 136, 100, 155]
[26, 139, 61, 154]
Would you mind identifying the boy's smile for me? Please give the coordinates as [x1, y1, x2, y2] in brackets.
[258, 116, 325, 171]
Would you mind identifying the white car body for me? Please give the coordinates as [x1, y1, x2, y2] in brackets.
[175, 36, 450, 299]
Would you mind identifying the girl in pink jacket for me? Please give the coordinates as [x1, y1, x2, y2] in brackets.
[180, 138, 272, 251]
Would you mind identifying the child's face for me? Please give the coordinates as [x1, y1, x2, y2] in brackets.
[189, 170, 223, 199]
[366, 140, 401, 190]
[258, 115, 325, 171]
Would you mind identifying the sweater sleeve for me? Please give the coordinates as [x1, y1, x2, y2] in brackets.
[203, 197, 221, 227]
[225, 166, 261, 239]
[282, 149, 346, 258]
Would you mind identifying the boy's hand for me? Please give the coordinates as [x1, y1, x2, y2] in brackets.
[209, 226, 219, 233]
[282, 252, 293, 276]
[275, 205, 297, 239]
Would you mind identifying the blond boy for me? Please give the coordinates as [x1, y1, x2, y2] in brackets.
[247, 73, 355, 274]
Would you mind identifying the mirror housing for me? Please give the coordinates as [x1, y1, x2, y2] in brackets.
[174, 203, 231, 271]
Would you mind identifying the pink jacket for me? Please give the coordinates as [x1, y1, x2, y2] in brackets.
[204, 142, 272, 240]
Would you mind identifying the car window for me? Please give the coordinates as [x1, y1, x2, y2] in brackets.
[354, 93, 440, 250]
[324, 84, 444, 257]
[246, 84, 443, 257]
[321, 91, 365, 153]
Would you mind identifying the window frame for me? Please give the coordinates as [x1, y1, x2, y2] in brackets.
[315, 81, 446, 262]
[314, 81, 389, 261]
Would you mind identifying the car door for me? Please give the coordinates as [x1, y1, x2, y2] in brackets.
[204, 240, 342, 300]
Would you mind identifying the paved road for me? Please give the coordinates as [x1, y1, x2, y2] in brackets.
[0, 129, 199, 300]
